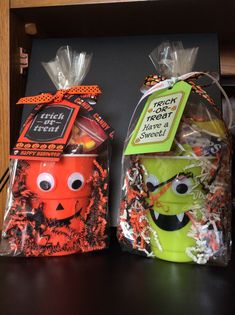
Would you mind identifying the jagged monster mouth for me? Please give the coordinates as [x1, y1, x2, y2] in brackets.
[150, 209, 190, 231]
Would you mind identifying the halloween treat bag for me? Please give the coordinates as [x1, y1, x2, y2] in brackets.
[0, 46, 114, 256]
[118, 41, 232, 265]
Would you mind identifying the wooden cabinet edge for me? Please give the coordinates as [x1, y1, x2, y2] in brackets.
[0, 0, 10, 225]
[10, 0, 145, 9]
[220, 45, 235, 77]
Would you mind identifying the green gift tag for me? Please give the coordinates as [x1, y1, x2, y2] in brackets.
[125, 81, 192, 155]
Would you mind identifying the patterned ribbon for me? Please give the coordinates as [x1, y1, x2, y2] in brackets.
[0, 86, 102, 194]
[17, 85, 102, 105]
[143, 73, 215, 105]
[16, 85, 102, 133]
[0, 168, 9, 193]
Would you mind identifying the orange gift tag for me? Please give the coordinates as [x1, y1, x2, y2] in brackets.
[11, 100, 80, 161]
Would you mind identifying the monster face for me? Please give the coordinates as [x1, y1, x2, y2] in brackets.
[140, 156, 204, 262]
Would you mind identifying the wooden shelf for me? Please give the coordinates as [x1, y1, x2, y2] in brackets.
[0, 0, 10, 224]
[0, 0, 235, 223]
[10, 0, 143, 9]
[9, 1, 235, 43]
[220, 44, 235, 76]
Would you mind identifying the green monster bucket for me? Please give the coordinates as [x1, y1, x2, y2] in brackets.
[140, 155, 206, 262]
[137, 118, 227, 262]
[118, 41, 232, 265]
[118, 114, 230, 264]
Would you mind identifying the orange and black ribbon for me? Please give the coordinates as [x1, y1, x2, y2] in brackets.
[0, 168, 9, 193]
[143, 74, 215, 106]
[17, 85, 102, 105]
[17, 85, 102, 130]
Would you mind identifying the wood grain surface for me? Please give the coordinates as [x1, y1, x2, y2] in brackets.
[220, 45, 235, 76]
[10, 0, 145, 8]
[0, 0, 10, 225]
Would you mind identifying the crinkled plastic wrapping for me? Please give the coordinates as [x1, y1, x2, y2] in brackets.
[0, 47, 111, 256]
[118, 42, 232, 265]
[223, 96, 235, 210]
[42, 46, 92, 90]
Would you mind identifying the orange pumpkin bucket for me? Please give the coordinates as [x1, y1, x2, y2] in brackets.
[24, 154, 97, 255]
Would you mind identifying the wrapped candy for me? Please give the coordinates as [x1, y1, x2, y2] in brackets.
[0, 46, 113, 256]
[118, 41, 232, 265]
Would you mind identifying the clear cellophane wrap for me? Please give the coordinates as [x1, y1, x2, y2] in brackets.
[118, 42, 232, 265]
[0, 46, 112, 256]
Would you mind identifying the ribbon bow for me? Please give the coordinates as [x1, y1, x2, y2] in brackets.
[17, 85, 102, 104]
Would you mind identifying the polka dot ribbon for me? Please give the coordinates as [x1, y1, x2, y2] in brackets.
[17, 85, 102, 105]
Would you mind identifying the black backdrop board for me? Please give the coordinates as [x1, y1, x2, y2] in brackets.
[23, 34, 220, 226]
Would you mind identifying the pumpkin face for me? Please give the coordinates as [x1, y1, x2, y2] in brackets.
[25, 155, 96, 221]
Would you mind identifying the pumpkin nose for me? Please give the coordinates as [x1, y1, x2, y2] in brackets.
[56, 203, 64, 211]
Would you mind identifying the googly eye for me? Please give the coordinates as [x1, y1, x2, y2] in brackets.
[37, 173, 55, 192]
[68, 173, 84, 191]
[172, 178, 193, 195]
[146, 174, 159, 192]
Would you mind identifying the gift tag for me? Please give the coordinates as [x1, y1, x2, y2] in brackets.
[125, 81, 192, 155]
[11, 100, 80, 161]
